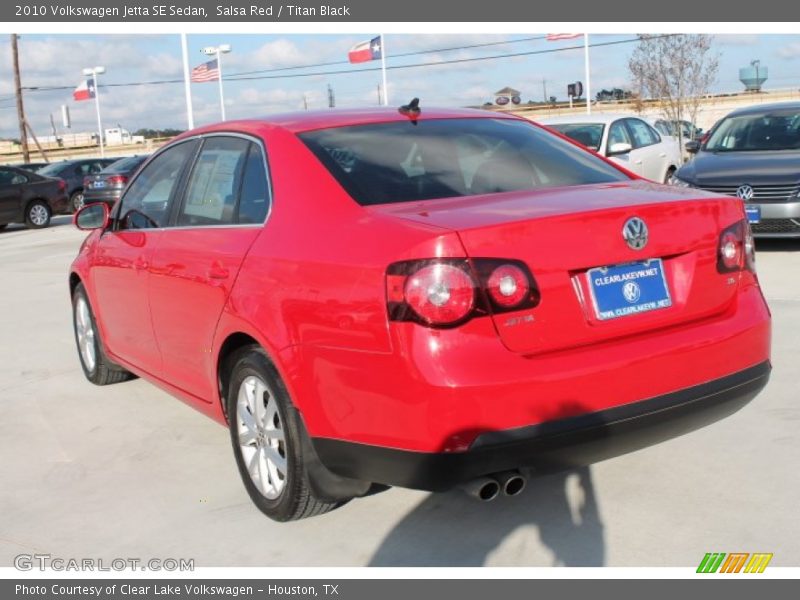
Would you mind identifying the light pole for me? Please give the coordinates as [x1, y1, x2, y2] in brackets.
[201, 44, 231, 121]
[82, 66, 105, 157]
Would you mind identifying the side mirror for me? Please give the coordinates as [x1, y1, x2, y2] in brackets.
[607, 142, 632, 156]
[74, 202, 109, 231]
[685, 140, 700, 154]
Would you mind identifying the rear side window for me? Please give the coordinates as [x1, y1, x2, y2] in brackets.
[299, 118, 628, 206]
[177, 136, 250, 227]
[118, 140, 197, 229]
[237, 143, 269, 224]
[547, 123, 604, 152]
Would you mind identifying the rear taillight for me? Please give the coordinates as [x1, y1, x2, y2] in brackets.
[107, 175, 128, 186]
[486, 264, 530, 308]
[387, 258, 539, 327]
[83, 176, 91, 187]
[58, 179, 66, 191]
[717, 219, 756, 274]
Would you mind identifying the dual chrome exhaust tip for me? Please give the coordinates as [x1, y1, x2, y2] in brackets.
[461, 471, 527, 502]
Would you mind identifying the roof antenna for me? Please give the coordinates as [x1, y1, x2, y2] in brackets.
[399, 98, 421, 124]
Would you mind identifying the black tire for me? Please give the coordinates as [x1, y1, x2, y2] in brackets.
[226, 346, 344, 521]
[664, 167, 677, 185]
[70, 190, 84, 213]
[0, 223, 7, 230]
[25, 200, 51, 229]
[71, 283, 133, 385]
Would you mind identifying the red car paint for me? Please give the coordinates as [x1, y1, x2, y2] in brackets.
[70, 108, 771, 480]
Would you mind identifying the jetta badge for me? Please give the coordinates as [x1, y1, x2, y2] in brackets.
[737, 185, 754, 201]
[622, 217, 648, 250]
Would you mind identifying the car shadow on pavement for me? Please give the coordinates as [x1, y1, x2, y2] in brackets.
[368, 466, 604, 566]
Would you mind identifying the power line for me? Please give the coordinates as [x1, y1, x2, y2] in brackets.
[20, 35, 645, 95]
[227, 35, 551, 78]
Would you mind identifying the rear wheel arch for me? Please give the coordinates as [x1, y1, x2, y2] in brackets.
[217, 333, 286, 422]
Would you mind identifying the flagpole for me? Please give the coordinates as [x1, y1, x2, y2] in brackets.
[380, 34, 388, 106]
[217, 48, 226, 121]
[584, 33, 591, 115]
[91, 71, 104, 158]
[180, 34, 194, 129]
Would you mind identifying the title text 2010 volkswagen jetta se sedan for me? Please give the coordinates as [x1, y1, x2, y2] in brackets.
[69, 106, 771, 521]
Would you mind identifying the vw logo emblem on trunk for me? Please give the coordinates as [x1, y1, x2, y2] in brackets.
[736, 185, 754, 201]
[622, 217, 648, 250]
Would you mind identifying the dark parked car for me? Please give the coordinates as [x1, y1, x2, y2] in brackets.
[37, 158, 117, 213]
[0, 165, 68, 229]
[673, 102, 800, 237]
[82, 155, 148, 208]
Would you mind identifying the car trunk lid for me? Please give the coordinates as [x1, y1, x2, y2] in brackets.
[369, 181, 746, 354]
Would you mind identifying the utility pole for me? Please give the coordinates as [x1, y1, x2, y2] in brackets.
[542, 78, 547, 103]
[377, 84, 382, 106]
[11, 34, 30, 163]
[327, 84, 335, 108]
[303, 94, 308, 110]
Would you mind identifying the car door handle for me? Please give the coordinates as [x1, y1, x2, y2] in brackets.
[659, 152, 667, 157]
[633, 159, 643, 165]
[207, 266, 230, 280]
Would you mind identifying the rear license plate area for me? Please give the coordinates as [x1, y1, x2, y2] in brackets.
[586, 259, 672, 321]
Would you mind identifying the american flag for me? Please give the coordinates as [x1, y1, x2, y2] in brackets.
[546, 33, 582, 41]
[191, 59, 219, 83]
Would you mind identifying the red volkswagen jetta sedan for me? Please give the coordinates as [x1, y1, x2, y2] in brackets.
[69, 106, 771, 521]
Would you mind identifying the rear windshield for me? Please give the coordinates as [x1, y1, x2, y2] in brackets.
[546, 123, 605, 151]
[299, 117, 628, 206]
[705, 110, 800, 152]
[103, 156, 147, 173]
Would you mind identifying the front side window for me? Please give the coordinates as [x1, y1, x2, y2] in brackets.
[117, 141, 197, 229]
[626, 119, 660, 148]
[300, 118, 628, 206]
[607, 121, 632, 149]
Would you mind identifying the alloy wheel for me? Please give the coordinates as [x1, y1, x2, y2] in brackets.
[74, 296, 96, 372]
[236, 375, 287, 499]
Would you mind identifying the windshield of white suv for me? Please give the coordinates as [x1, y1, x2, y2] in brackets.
[705, 110, 800, 152]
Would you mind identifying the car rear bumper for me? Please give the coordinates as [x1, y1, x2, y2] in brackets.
[82, 189, 123, 205]
[285, 281, 770, 454]
[312, 360, 770, 491]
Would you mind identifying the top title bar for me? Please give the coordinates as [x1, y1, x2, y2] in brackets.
[2, 0, 798, 22]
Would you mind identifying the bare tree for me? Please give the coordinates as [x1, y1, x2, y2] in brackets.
[629, 34, 719, 155]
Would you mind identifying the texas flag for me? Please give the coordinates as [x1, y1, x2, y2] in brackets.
[348, 36, 382, 64]
[73, 79, 96, 102]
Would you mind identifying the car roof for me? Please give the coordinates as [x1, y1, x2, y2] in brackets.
[726, 101, 800, 117]
[176, 106, 521, 138]
[536, 113, 640, 125]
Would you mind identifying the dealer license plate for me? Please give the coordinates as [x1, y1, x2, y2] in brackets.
[587, 259, 672, 321]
